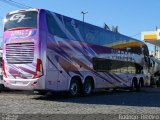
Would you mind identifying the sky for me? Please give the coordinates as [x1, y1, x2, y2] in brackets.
[0, 0, 160, 51]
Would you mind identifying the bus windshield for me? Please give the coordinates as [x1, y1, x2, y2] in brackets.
[4, 11, 37, 31]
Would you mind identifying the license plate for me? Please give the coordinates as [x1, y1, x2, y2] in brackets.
[16, 81, 23, 84]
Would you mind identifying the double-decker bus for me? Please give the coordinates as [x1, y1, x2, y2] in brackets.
[0, 49, 3, 90]
[2, 9, 150, 96]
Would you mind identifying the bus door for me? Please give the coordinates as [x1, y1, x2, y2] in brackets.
[46, 54, 59, 90]
[57, 56, 69, 91]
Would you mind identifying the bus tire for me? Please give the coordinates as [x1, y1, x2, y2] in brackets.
[83, 79, 93, 96]
[68, 79, 81, 97]
[137, 78, 144, 92]
[134, 79, 140, 92]
[130, 78, 139, 92]
[139, 78, 144, 87]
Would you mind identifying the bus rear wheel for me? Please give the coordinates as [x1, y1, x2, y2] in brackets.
[83, 80, 93, 96]
[130, 78, 140, 92]
[138, 78, 144, 91]
[68, 80, 80, 97]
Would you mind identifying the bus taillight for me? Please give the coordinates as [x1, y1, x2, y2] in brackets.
[33, 59, 44, 79]
[2, 59, 7, 78]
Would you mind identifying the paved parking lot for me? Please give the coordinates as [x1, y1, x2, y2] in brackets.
[0, 87, 160, 119]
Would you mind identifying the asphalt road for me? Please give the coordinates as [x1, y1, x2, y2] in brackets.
[0, 87, 160, 120]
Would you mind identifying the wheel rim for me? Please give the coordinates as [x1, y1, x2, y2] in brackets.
[84, 82, 92, 94]
[70, 83, 78, 96]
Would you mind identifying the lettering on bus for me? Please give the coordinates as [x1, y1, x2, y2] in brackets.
[10, 30, 33, 38]
[10, 14, 31, 23]
[111, 49, 134, 61]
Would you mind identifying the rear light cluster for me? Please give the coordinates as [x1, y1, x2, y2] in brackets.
[2, 58, 44, 79]
[33, 59, 44, 79]
[2, 59, 7, 78]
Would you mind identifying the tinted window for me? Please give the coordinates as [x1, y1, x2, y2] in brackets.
[4, 11, 37, 31]
[100, 30, 114, 46]
[93, 57, 142, 74]
[84, 26, 99, 44]
[46, 13, 67, 38]
[93, 58, 111, 72]
[64, 19, 79, 40]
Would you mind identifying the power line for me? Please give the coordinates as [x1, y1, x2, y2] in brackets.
[0, 0, 25, 9]
[7, 0, 32, 9]
[0, 0, 32, 21]
[0, 0, 32, 9]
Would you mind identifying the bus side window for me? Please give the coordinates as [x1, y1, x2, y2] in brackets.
[46, 13, 67, 38]
[92, 58, 110, 72]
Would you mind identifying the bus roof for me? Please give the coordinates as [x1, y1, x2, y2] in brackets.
[43, 9, 146, 46]
[7, 8, 145, 44]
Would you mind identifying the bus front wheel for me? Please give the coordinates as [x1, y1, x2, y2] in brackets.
[68, 80, 81, 97]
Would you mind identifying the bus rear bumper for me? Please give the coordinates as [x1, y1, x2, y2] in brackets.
[3, 78, 44, 90]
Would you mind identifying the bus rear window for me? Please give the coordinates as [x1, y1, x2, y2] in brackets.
[4, 11, 37, 31]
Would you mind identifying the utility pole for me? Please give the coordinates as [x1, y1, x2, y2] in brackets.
[155, 26, 158, 58]
[81, 11, 88, 22]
